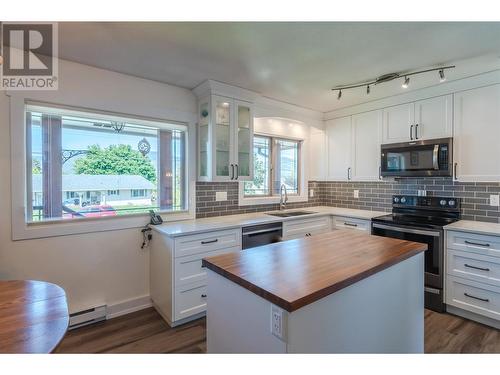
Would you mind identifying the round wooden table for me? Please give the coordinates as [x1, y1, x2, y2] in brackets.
[0, 280, 69, 353]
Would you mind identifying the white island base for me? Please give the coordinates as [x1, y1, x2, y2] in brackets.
[206, 253, 424, 353]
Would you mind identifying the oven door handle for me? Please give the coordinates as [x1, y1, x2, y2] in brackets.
[432, 144, 439, 170]
[372, 223, 441, 237]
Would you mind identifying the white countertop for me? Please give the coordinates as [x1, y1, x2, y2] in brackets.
[151, 206, 386, 237]
[444, 220, 500, 236]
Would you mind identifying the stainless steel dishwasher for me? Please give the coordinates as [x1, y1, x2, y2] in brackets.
[241, 222, 283, 250]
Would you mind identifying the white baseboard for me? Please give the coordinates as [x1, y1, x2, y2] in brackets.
[106, 295, 152, 320]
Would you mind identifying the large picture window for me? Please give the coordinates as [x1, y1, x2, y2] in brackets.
[244, 135, 301, 197]
[26, 104, 187, 222]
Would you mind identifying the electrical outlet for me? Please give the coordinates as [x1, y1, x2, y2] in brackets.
[215, 191, 227, 201]
[490, 194, 500, 207]
[353, 190, 359, 199]
[270, 305, 287, 341]
[309, 189, 314, 198]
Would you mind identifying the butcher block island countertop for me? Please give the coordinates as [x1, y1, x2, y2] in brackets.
[203, 230, 427, 312]
[204, 230, 428, 353]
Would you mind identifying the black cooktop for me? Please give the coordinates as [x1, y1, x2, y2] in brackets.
[372, 213, 459, 229]
[372, 195, 461, 229]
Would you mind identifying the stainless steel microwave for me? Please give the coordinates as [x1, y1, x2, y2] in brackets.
[380, 138, 453, 177]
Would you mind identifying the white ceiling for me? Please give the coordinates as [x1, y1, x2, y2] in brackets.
[59, 22, 500, 112]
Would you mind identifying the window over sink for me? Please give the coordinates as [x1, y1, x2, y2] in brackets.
[244, 135, 301, 197]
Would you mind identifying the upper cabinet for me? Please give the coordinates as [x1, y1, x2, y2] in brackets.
[382, 95, 452, 144]
[454, 84, 500, 182]
[351, 110, 383, 181]
[382, 103, 414, 144]
[197, 94, 254, 182]
[326, 116, 352, 181]
[326, 110, 382, 181]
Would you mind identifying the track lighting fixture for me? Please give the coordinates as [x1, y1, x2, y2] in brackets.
[332, 65, 455, 99]
[439, 69, 446, 82]
[402, 76, 410, 89]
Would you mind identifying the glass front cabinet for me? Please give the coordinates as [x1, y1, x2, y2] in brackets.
[198, 95, 254, 181]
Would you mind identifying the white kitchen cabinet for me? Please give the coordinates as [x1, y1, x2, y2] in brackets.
[332, 216, 371, 233]
[197, 95, 253, 182]
[282, 216, 332, 240]
[351, 110, 382, 181]
[446, 229, 500, 328]
[382, 103, 414, 144]
[326, 116, 352, 181]
[150, 228, 241, 326]
[414, 95, 453, 140]
[382, 95, 452, 144]
[453, 85, 500, 182]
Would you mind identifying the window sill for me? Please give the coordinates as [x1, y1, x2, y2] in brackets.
[13, 209, 194, 240]
[238, 194, 309, 207]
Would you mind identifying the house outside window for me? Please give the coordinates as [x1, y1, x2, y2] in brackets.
[244, 135, 301, 197]
[26, 104, 188, 222]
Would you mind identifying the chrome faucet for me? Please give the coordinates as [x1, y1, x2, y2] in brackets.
[279, 184, 288, 210]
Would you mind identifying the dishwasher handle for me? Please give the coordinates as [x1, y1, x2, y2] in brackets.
[242, 227, 283, 237]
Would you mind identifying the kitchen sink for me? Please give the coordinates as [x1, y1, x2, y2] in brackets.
[266, 210, 317, 218]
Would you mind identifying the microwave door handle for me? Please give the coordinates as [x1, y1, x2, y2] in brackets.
[432, 144, 439, 170]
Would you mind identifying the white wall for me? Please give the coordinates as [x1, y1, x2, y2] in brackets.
[0, 60, 197, 315]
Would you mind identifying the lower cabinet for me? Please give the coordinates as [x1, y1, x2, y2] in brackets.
[282, 216, 332, 240]
[150, 228, 241, 327]
[332, 216, 371, 233]
[445, 230, 500, 327]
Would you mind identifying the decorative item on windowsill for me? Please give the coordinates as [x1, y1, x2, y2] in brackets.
[111, 121, 125, 133]
[138, 137, 151, 157]
[332, 65, 455, 100]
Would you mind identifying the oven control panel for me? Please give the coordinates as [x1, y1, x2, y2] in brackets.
[393, 195, 459, 209]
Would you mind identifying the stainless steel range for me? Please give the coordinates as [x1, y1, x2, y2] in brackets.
[371, 195, 461, 312]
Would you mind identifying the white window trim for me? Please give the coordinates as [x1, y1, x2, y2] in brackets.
[238, 133, 309, 206]
[10, 97, 197, 240]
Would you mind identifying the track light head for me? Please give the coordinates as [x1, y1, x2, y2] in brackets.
[402, 76, 410, 89]
[366, 85, 370, 95]
[337, 89, 342, 100]
[439, 69, 446, 82]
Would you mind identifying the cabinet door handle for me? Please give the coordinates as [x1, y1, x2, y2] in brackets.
[229, 164, 234, 180]
[464, 292, 489, 303]
[235, 164, 239, 179]
[454, 163, 458, 180]
[347, 167, 351, 180]
[201, 294, 207, 298]
[464, 240, 490, 247]
[410, 124, 414, 140]
[344, 222, 358, 227]
[201, 239, 218, 245]
[464, 264, 490, 272]
[415, 123, 419, 139]
[379, 166, 382, 180]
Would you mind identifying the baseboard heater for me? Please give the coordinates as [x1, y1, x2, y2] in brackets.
[69, 305, 107, 330]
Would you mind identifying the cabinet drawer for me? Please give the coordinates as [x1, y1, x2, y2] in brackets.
[283, 216, 331, 239]
[447, 231, 500, 258]
[446, 276, 500, 321]
[447, 249, 500, 287]
[175, 247, 239, 287]
[174, 229, 240, 257]
[174, 283, 207, 321]
[332, 216, 370, 232]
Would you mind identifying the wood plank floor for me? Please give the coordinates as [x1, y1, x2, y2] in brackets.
[55, 307, 499, 353]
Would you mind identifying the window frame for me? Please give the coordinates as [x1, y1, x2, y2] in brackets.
[10, 98, 196, 240]
[239, 132, 308, 206]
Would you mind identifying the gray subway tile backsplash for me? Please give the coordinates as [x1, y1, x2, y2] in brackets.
[195, 177, 500, 223]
